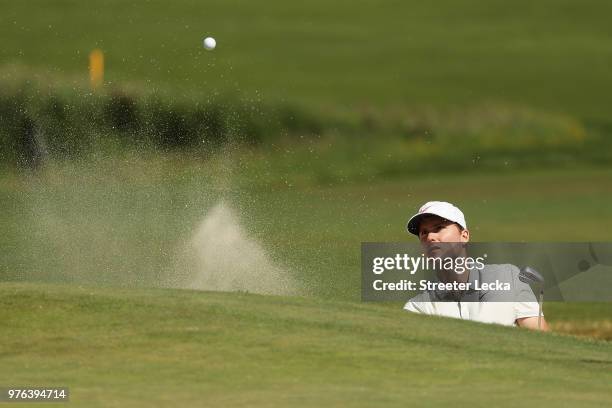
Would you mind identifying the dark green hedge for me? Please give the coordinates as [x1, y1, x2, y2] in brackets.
[0, 85, 326, 168]
[1, 82, 610, 172]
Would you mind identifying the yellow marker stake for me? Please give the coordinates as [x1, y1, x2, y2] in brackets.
[89, 49, 104, 90]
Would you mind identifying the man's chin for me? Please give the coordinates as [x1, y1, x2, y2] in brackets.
[426, 247, 442, 257]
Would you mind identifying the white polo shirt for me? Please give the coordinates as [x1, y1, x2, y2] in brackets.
[403, 264, 541, 326]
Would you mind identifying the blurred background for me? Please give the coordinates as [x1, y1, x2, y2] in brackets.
[1, 0, 612, 339]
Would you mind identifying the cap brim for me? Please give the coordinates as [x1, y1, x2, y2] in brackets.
[406, 213, 458, 236]
[406, 213, 428, 236]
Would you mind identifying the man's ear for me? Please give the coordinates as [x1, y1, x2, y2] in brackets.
[460, 228, 470, 242]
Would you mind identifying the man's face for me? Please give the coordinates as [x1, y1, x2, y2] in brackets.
[418, 216, 469, 256]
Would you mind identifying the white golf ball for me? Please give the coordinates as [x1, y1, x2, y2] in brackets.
[203, 37, 216, 51]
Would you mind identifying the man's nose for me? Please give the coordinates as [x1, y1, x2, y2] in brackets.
[422, 233, 439, 243]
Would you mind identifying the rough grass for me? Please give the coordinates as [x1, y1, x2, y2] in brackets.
[546, 303, 612, 341]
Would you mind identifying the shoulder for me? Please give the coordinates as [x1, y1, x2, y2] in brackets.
[484, 264, 536, 294]
[481, 264, 539, 316]
[479, 263, 521, 287]
[479, 263, 534, 303]
[481, 263, 520, 278]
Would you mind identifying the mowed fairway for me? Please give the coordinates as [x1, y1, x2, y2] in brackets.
[1, 283, 611, 407]
[1, 0, 612, 121]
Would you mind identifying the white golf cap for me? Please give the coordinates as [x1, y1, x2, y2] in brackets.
[406, 201, 467, 236]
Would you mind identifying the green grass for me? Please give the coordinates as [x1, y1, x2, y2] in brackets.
[2, 2, 611, 402]
[4, 81, 606, 171]
[2, 156, 612, 340]
[3, 156, 612, 295]
[1, 283, 610, 407]
[2, 0, 612, 122]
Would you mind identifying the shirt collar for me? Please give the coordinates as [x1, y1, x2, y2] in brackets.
[429, 266, 482, 301]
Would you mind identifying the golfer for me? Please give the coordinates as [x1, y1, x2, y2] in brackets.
[403, 201, 549, 330]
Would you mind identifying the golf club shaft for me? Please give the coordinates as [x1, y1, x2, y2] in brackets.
[538, 289, 544, 330]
